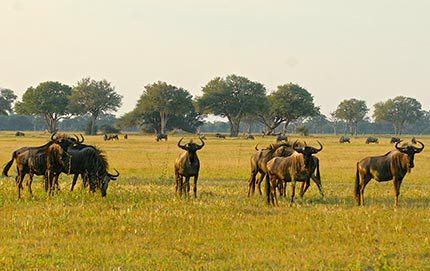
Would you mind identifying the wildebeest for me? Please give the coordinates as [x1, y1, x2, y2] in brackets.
[365, 136, 379, 144]
[174, 137, 205, 198]
[276, 134, 288, 142]
[247, 143, 294, 197]
[266, 141, 323, 206]
[355, 140, 425, 207]
[104, 134, 119, 141]
[2, 134, 78, 198]
[339, 136, 350, 143]
[390, 137, 401, 144]
[215, 133, 226, 139]
[156, 133, 168, 141]
[124, 133, 128, 139]
[15, 131, 25, 136]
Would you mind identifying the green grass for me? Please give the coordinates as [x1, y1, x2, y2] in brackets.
[1, 132, 430, 270]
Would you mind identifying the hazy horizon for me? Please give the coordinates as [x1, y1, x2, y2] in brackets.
[1, 0, 429, 118]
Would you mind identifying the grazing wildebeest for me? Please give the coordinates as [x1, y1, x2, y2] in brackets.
[266, 141, 323, 206]
[156, 133, 168, 141]
[247, 143, 294, 197]
[174, 137, 205, 198]
[365, 136, 379, 144]
[15, 131, 25, 136]
[355, 140, 424, 207]
[215, 133, 226, 139]
[50, 142, 120, 197]
[339, 136, 350, 143]
[245, 134, 255, 140]
[390, 137, 401, 144]
[2, 134, 78, 198]
[276, 134, 288, 142]
[104, 134, 119, 141]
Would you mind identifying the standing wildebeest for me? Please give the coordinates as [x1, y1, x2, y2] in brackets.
[247, 143, 293, 197]
[15, 131, 25, 136]
[104, 134, 119, 141]
[2, 134, 77, 198]
[215, 133, 226, 139]
[390, 137, 401, 144]
[365, 136, 379, 144]
[339, 136, 350, 143]
[355, 140, 424, 207]
[276, 134, 288, 142]
[156, 133, 168, 141]
[174, 137, 205, 198]
[266, 141, 323, 206]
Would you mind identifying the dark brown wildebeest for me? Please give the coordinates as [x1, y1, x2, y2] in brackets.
[156, 133, 168, 141]
[266, 141, 323, 206]
[15, 131, 25, 136]
[2, 134, 78, 198]
[390, 137, 401, 144]
[174, 137, 205, 198]
[104, 134, 119, 141]
[339, 136, 350, 143]
[247, 143, 294, 197]
[355, 140, 425, 207]
[215, 133, 226, 139]
[365, 136, 379, 144]
[276, 134, 288, 142]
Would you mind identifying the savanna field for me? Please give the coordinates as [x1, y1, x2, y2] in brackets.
[1, 132, 430, 270]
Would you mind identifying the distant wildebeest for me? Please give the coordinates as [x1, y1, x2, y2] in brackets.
[339, 136, 350, 143]
[156, 133, 168, 141]
[174, 137, 205, 198]
[2, 134, 78, 198]
[215, 133, 226, 139]
[276, 134, 288, 142]
[247, 143, 294, 197]
[266, 141, 323, 206]
[244, 134, 255, 140]
[104, 134, 119, 141]
[15, 131, 25, 136]
[124, 133, 128, 139]
[365, 136, 379, 144]
[411, 137, 417, 144]
[390, 137, 401, 144]
[355, 140, 425, 207]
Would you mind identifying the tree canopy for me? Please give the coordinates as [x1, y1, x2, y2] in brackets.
[373, 96, 423, 135]
[14, 81, 72, 133]
[69, 78, 122, 135]
[117, 81, 202, 133]
[334, 98, 368, 135]
[197, 74, 267, 137]
[0, 88, 17, 115]
[259, 83, 319, 134]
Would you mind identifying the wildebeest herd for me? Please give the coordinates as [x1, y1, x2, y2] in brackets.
[1, 133, 426, 208]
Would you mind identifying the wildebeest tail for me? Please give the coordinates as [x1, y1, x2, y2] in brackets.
[265, 175, 271, 205]
[354, 162, 360, 205]
[2, 151, 17, 177]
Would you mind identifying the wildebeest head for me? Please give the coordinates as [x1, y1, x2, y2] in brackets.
[293, 140, 323, 166]
[177, 137, 205, 152]
[395, 140, 424, 169]
[100, 169, 120, 197]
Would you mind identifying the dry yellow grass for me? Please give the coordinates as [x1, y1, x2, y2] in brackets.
[1, 132, 430, 270]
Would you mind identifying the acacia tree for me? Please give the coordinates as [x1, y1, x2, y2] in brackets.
[334, 98, 368, 135]
[15, 81, 72, 132]
[259, 83, 319, 134]
[117, 81, 202, 133]
[0, 88, 17, 115]
[197, 74, 267, 137]
[69, 78, 122, 135]
[373, 96, 423, 135]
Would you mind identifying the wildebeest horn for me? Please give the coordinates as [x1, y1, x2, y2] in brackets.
[395, 141, 405, 151]
[293, 140, 303, 152]
[413, 140, 425, 153]
[108, 168, 120, 178]
[177, 138, 186, 149]
[50, 132, 57, 141]
[315, 140, 323, 152]
[74, 134, 84, 143]
[197, 137, 205, 149]
[255, 144, 259, 151]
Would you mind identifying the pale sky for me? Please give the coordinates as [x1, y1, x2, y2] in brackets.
[1, 0, 429, 118]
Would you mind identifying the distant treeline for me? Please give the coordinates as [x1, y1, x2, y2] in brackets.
[2, 114, 430, 135]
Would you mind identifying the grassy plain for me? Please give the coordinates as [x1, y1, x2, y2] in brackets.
[1, 132, 430, 270]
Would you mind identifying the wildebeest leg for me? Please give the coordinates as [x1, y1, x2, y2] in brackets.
[16, 175, 24, 199]
[270, 178, 279, 207]
[193, 175, 198, 198]
[393, 178, 403, 208]
[184, 176, 191, 198]
[310, 174, 324, 197]
[359, 174, 372, 206]
[290, 180, 296, 206]
[70, 174, 80, 191]
[247, 172, 257, 197]
[256, 173, 265, 195]
[299, 180, 309, 198]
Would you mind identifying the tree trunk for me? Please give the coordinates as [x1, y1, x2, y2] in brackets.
[160, 112, 166, 134]
[228, 117, 241, 137]
[90, 113, 98, 135]
[282, 119, 291, 134]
